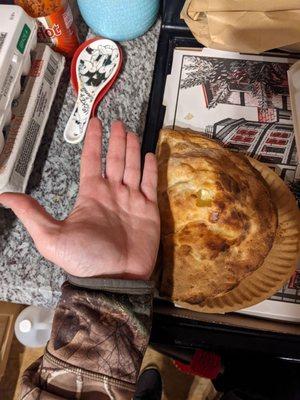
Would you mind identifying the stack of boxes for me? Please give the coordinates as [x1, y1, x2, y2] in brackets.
[0, 5, 64, 193]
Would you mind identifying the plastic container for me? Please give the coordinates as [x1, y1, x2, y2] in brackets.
[15, 0, 78, 57]
[77, 0, 159, 41]
[14, 305, 54, 348]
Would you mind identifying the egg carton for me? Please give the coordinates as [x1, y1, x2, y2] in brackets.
[0, 43, 65, 194]
[0, 4, 37, 153]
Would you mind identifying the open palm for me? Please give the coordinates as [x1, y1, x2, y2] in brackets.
[0, 118, 160, 280]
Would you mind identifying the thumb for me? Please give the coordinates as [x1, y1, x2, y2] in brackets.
[0, 193, 58, 243]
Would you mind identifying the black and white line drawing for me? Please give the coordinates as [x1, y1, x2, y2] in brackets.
[63, 40, 121, 144]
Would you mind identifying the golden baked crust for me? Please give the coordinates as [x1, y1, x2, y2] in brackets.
[157, 129, 278, 304]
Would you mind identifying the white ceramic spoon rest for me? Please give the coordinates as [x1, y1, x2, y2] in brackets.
[64, 38, 121, 144]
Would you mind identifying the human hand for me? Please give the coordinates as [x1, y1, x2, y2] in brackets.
[0, 118, 160, 280]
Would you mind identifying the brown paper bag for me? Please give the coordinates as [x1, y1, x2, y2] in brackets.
[181, 0, 300, 53]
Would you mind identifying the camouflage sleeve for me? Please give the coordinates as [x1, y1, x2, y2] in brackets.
[20, 281, 154, 400]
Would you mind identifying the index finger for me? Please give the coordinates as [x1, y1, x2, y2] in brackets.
[80, 117, 102, 182]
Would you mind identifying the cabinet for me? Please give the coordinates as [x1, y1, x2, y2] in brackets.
[0, 302, 22, 378]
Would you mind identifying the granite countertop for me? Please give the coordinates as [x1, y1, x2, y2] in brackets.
[0, 20, 160, 308]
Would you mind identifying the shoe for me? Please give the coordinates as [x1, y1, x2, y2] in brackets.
[133, 366, 162, 400]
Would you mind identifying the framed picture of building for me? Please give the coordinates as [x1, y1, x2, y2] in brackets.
[163, 48, 300, 197]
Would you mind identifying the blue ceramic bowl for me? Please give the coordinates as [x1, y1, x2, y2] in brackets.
[77, 0, 159, 41]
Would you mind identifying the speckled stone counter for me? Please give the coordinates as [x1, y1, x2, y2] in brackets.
[0, 20, 160, 308]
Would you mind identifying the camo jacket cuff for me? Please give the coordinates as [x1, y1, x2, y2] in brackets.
[21, 281, 154, 399]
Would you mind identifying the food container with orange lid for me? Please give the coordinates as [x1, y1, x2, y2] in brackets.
[15, 0, 79, 57]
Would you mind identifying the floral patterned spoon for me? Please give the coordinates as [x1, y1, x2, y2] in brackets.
[64, 37, 122, 144]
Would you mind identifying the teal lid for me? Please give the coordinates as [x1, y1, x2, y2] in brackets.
[77, 0, 160, 41]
